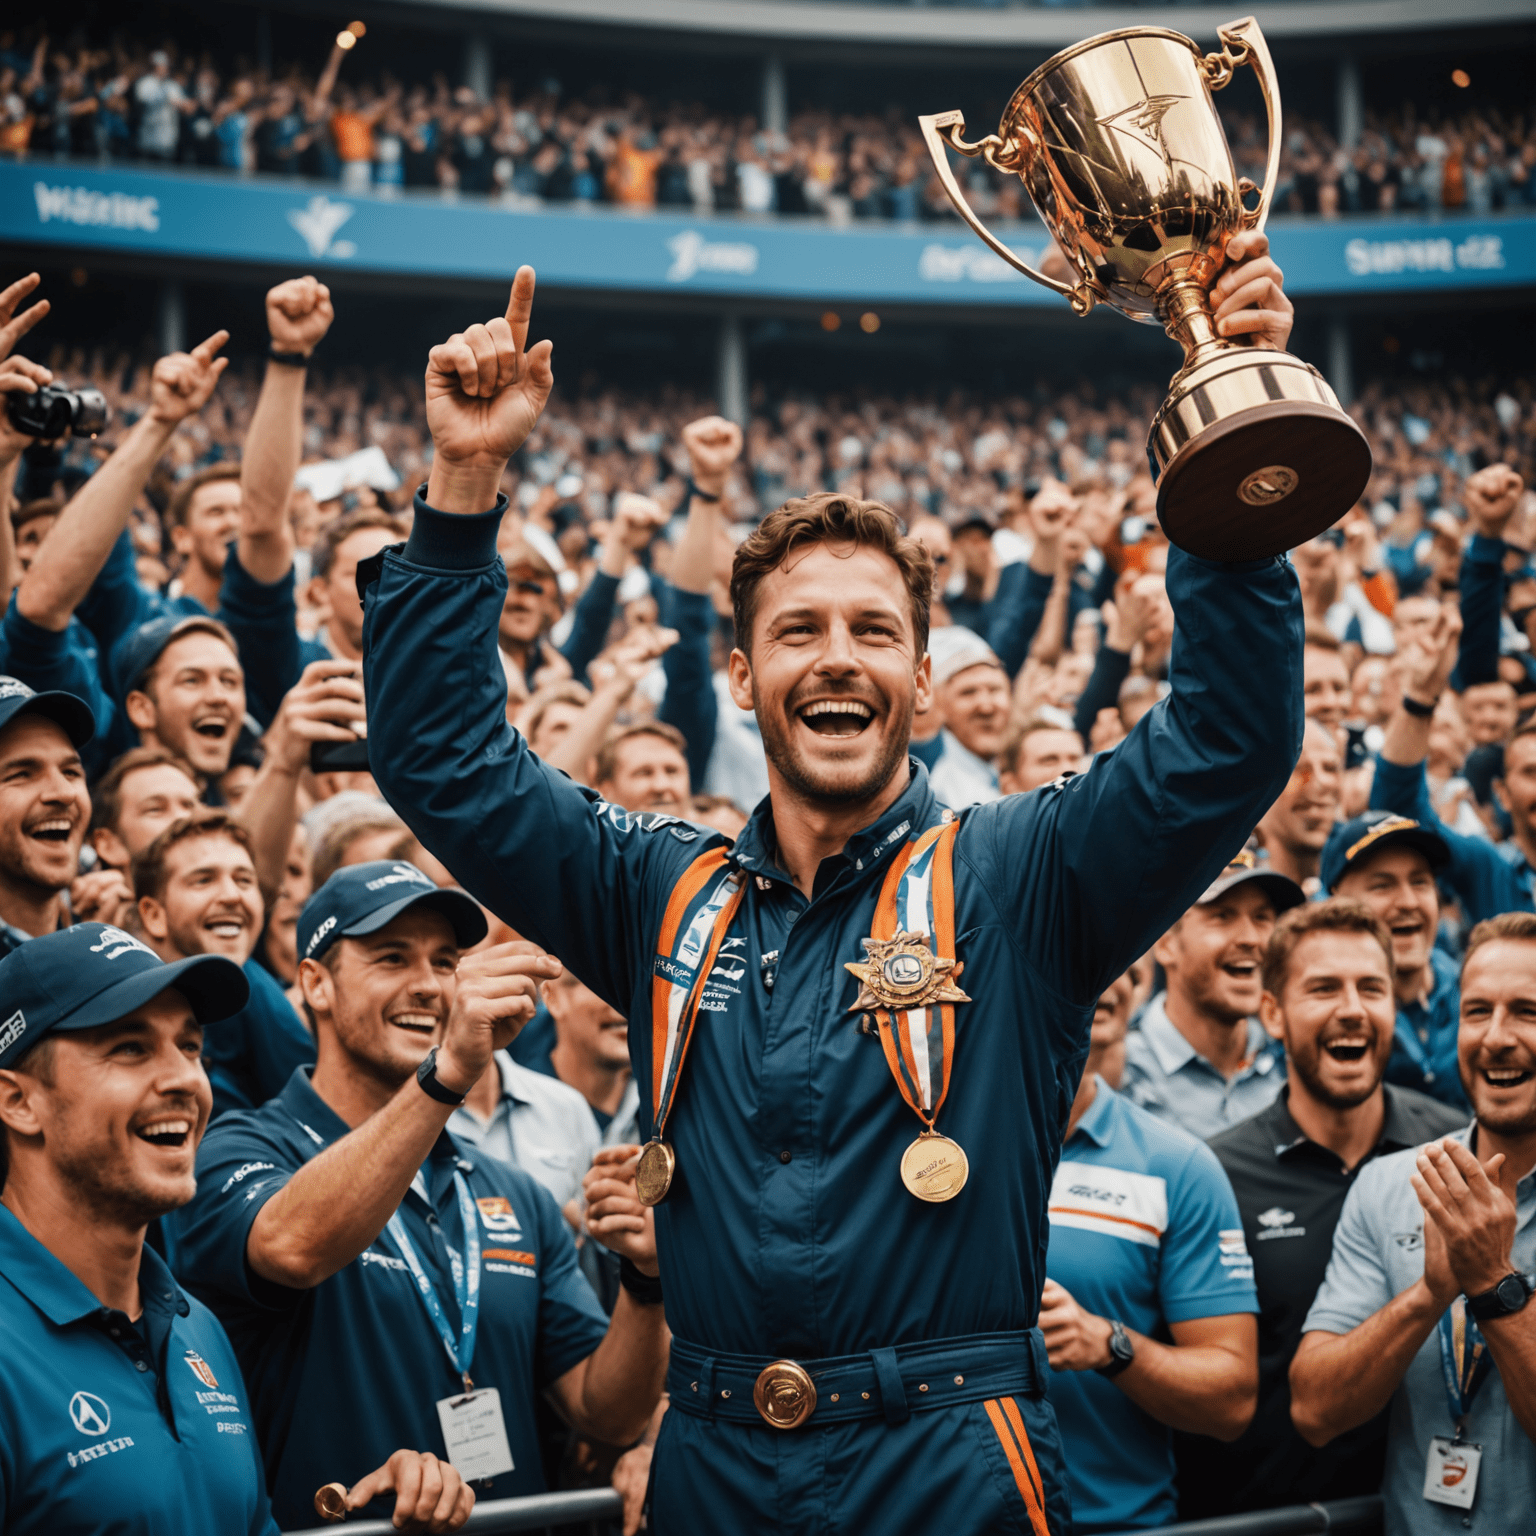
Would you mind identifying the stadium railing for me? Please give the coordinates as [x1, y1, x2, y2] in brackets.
[285, 1490, 1385, 1536]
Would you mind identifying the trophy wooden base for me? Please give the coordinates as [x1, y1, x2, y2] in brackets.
[1149, 352, 1373, 563]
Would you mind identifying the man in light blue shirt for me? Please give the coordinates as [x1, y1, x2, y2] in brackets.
[926, 627, 1008, 808]
[1043, 962, 1260, 1531]
[1124, 856, 1304, 1139]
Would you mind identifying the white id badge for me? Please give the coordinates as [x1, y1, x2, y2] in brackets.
[435, 1388, 515, 1483]
[1422, 1436, 1482, 1510]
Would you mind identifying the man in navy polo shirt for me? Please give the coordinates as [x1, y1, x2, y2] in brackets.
[175, 862, 668, 1530]
[1323, 810, 1467, 1112]
[1041, 954, 1261, 1531]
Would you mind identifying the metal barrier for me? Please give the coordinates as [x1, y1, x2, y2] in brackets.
[288, 1486, 623, 1536]
[291, 1489, 1380, 1536]
[1106, 1496, 1384, 1536]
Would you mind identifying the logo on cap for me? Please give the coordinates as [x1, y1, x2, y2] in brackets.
[364, 863, 433, 893]
[89, 926, 156, 962]
[0, 1009, 24, 1055]
[0, 678, 33, 701]
[305, 914, 337, 958]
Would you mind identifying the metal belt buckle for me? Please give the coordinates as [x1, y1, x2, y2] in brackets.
[753, 1359, 817, 1429]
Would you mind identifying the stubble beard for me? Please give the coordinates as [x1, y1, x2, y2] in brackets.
[757, 688, 914, 809]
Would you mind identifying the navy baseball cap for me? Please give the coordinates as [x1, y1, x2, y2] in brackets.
[110, 615, 237, 702]
[1196, 849, 1306, 913]
[0, 676, 95, 749]
[1321, 810, 1450, 894]
[297, 861, 487, 965]
[0, 923, 248, 1069]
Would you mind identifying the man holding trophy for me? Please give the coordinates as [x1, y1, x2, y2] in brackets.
[360, 16, 1343, 1534]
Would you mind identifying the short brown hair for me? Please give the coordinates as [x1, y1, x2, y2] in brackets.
[166, 464, 241, 529]
[1261, 897, 1394, 999]
[311, 808, 408, 889]
[10, 497, 62, 532]
[311, 509, 407, 581]
[1303, 625, 1340, 653]
[132, 808, 255, 903]
[594, 721, 688, 786]
[729, 492, 933, 657]
[999, 715, 1082, 776]
[1463, 910, 1536, 971]
[523, 682, 591, 748]
[90, 747, 200, 836]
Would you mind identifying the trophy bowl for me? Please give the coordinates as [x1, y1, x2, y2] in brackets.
[919, 15, 1371, 562]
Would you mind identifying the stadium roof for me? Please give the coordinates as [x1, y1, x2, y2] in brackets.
[396, 0, 1536, 46]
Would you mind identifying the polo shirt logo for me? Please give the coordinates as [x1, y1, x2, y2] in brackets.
[1047, 1161, 1168, 1248]
[1255, 1205, 1306, 1241]
[0, 1008, 24, 1054]
[475, 1195, 521, 1235]
[69, 1392, 110, 1436]
[183, 1350, 219, 1389]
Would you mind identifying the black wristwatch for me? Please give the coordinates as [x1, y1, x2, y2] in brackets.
[268, 346, 311, 368]
[1095, 1319, 1135, 1378]
[619, 1257, 664, 1306]
[1466, 1272, 1535, 1322]
[416, 1046, 467, 1106]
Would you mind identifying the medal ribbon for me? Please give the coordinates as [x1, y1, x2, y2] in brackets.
[648, 848, 745, 1139]
[870, 820, 961, 1128]
[386, 1170, 483, 1391]
[1437, 1298, 1493, 1434]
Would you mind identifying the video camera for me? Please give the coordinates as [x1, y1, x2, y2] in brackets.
[6, 383, 110, 440]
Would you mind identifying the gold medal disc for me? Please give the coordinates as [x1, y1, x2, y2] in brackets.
[899, 1131, 969, 1202]
[314, 1482, 349, 1523]
[635, 1139, 676, 1207]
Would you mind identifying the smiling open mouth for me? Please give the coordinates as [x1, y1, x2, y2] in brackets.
[390, 1011, 439, 1036]
[798, 700, 874, 738]
[1323, 1035, 1371, 1063]
[192, 714, 230, 741]
[136, 1118, 192, 1148]
[1483, 1066, 1534, 1088]
[26, 817, 74, 844]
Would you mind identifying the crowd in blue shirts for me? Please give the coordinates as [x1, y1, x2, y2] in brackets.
[0, 248, 1534, 1536]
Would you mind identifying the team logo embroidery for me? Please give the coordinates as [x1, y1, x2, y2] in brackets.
[183, 1350, 219, 1389]
[0, 1008, 24, 1054]
[475, 1195, 521, 1234]
[88, 926, 155, 961]
[1258, 1206, 1295, 1228]
[69, 1391, 111, 1436]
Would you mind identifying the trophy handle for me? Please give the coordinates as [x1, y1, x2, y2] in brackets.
[1202, 16, 1282, 232]
[917, 111, 1098, 316]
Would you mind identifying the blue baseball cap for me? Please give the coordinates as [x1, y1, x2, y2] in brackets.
[109, 615, 237, 702]
[1195, 848, 1306, 913]
[0, 923, 248, 1069]
[1321, 810, 1450, 894]
[0, 676, 95, 749]
[297, 861, 487, 965]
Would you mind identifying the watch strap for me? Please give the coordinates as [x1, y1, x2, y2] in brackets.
[619, 1257, 664, 1306]
[1095, 1319, 1135, 1378]
[416, 1046, 467, 1106]
[268, 347, 311, 369]
[1401, 693, 1439, 719]
[1466, 1272, 1534, 1321]
[684, 479, 722, 504]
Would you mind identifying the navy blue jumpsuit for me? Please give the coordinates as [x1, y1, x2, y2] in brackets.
[361, 494, 1303, 1536]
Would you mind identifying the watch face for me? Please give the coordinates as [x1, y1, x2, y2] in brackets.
[1496, 1275, 1526, 1311]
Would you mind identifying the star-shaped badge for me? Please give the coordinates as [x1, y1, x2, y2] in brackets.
[845, 930, 970, 1016]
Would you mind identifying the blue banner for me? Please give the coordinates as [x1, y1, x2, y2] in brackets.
[3, 161, 1533, 306]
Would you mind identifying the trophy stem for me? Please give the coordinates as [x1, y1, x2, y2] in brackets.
[1159, 278, 1225, 372]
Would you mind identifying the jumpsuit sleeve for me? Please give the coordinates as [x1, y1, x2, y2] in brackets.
[1369, 753, 1517, 924]
[215, 543, 305, 731]
[987, 561, 1055, 678]
[558, 569, 621, 684]
[361, 492, 716, 1010]
[1449, 534, 1505, 691]
[658, 585, 718, 790]
[963, 545, 1303, 1006]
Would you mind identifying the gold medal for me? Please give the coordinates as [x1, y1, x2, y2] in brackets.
[313, 1483, 349, 1523]
[635, 1138, 676, 1206]
[845, 930, 970, 1017]
[899, 1130, 969, 1202]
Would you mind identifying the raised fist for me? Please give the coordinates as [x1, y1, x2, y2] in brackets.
[681, 415, 743, 497]
[1464, 463, 1524, 541]
[265, 275, 334, 357]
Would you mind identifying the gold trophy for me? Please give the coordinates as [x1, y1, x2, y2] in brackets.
[919, 16, 1370, 561]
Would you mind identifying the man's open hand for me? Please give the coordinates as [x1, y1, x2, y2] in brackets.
[266, 275, 334, 357]
[1212, 230, 1294, 353]
[340, 1448, 474, 1533]
[425, 266, 554, 512]
[681, 415, 742, 498]
[148, 331, 230, 426]
[1397, 602, 1462, 709]
[1411, 1136, 1518, 1299]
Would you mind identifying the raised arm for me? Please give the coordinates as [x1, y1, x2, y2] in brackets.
[1450, 464, 1523, 691]
[238, 277, 334, 585]
[561, 494, 668, 682]
[546, 625, 678, 783]
[990, 481, 1071, 676]
[248, 944, 556, 1289]
[18, 332, 228, 630]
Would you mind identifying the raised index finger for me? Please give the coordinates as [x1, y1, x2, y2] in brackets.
[0, 272, 41, 323]
[190, 329, 230, 364]
[504, 265, 537, 356]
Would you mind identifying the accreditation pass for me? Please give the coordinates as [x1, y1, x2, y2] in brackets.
[436, 1388, 515, 1482]
[1422, 1435, 1481, 1510]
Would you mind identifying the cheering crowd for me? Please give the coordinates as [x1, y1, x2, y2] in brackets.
[0, 251, 1532, 1536]
[4, 26, 1535, 218]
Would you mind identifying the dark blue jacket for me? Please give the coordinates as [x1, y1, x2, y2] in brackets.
[361, 492, 1303, 1360]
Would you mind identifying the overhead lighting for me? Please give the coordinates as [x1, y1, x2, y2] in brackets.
[336, 30, 356, 49]
[859, 312, 880, 333]
[1451, 69, 1471, 88]
[820, 312, 841, 332]
[347, 21, 367, 37]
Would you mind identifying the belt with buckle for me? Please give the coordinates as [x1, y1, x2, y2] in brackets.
[667, 1329, 1046, 1431]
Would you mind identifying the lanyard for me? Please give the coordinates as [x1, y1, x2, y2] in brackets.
[387, 1170, 482, 1393]
[1437, 1297, 1493, 1439]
